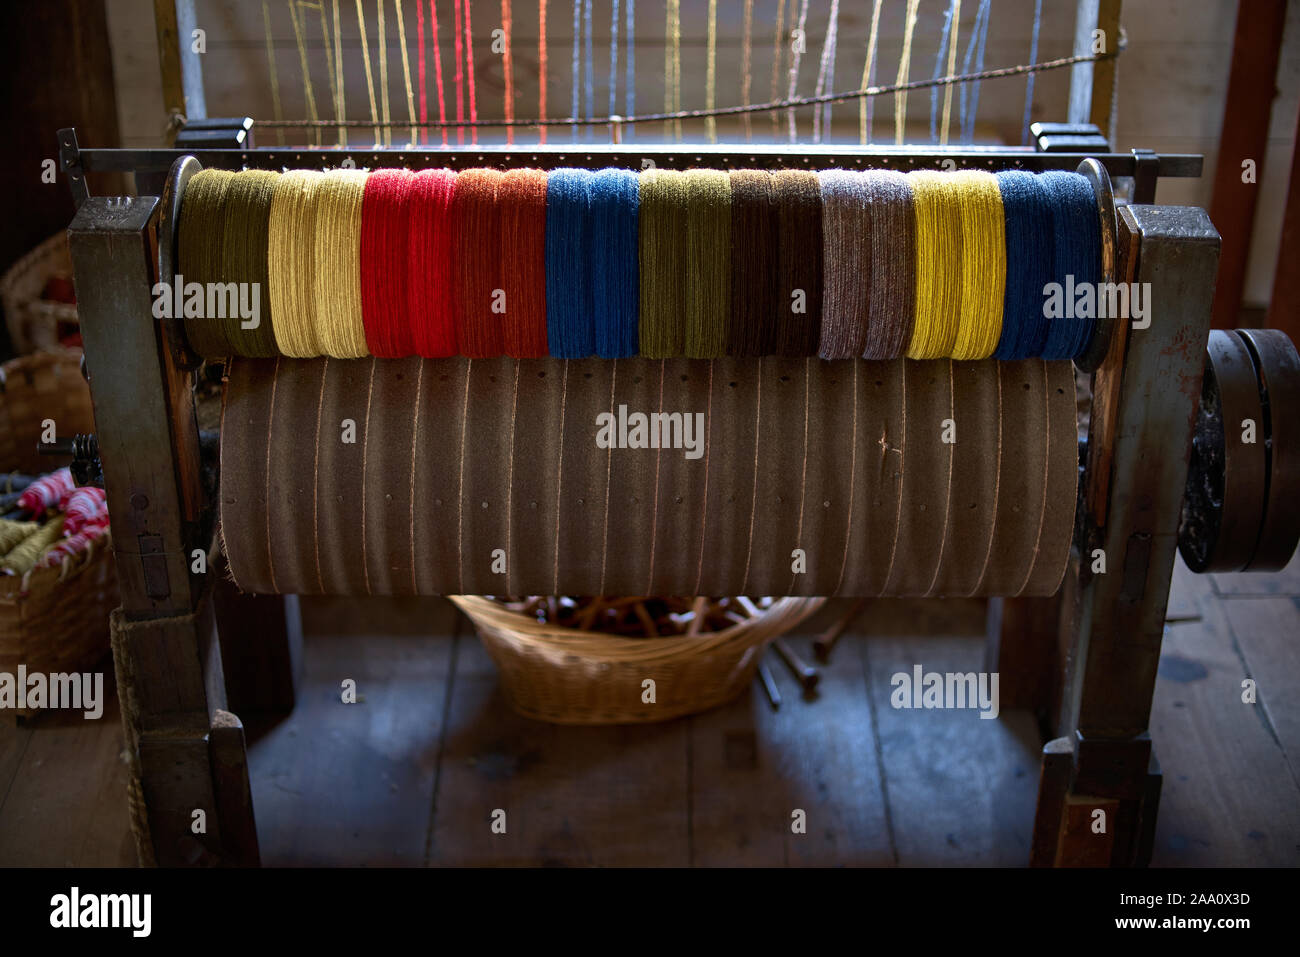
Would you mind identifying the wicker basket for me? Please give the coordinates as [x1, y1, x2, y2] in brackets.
[1, 233, 79, 355]
[0, 348, 115, 715]
[452, 595, 825, 724]
[0, 349, 94, 475]
[0, 532, 117, 716]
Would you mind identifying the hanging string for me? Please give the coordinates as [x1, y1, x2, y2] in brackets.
[333, 0, 347, 146]
[583, 0, 594, 141]
[287, 0, 321, 147]
[666, 0, 682, 141]
[430, 0, 448, 146]
[1022, 0, 1042, 145]
[705, 0, 718, 143]
[453, 0, 465, 144]
[786, 0, 810, 142]
[940, 1, 961, 145]
[858, 0, 882, 144]
[958, 0, 991, 143]
[361, 169, 416, 356]
[263, 1, 286, 146]
[608, 0, 619, 131]
[417, 0, 427, 143]
[895, 0, 920, 145]
[770, 0, 787, 139]
[813, 0, 841, 143]
[572, 0, 581, 142]
[741, 0, 754, 141]
[311, 1, 341, 148]
[394, 0, 418, 146]
[929, 0, 959, 144]
[377, 0, 390, 146]
[502, 0, 515, 145]
[354, 0, 381, 145]
[538, 0, 548, 144]
[463, 0, 478, 145]
[624, 0, 634, 140]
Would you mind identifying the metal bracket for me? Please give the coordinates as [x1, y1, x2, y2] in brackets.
[1032, 121, 1111, 154]
[1131, 148, 1160, 205]
[57, 127, 89, 208]
[175, 117, 254, 150]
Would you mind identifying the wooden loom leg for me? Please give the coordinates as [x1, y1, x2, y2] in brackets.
[1030, 205, 1219, 867]
[68, 196, 259, 866]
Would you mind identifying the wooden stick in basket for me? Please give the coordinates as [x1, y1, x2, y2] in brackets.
[812, 598, 867, 662]
[757, 660, 781, 710]
[772, 638, 820, 694]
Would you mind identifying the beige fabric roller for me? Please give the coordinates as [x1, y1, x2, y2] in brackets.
[220, 356, 1076, 597]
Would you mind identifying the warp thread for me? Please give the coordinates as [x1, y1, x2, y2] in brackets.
[590, 168, 640, 358]
[268, 170, 325, 357]
[907, 170, 964, 359]
[638, 169, 689, 357]
[863, 170, 915, 359]
[951, 170, 1005, 360]
[684, 170, 731, 358]
[817, 170, 872, 359]
[361, 169, 417, 357]
[500, 168, 551, 358]
[728, 170, 779, 357]
[454, 169, 506, 357]
[993, 170, 1054, 359]
[177, 169, 236, 358]
[220, 169, 280, 356]
[546, 168, 595, 358]
[313, 169, 370, 358]
[774, 170, 823, 357]
[1040, 170, 1101, 360]
[408, 168, 459, 357]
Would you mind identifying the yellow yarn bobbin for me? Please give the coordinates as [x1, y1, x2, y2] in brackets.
[314, 169, 371, 359]
[906, 171, 964, 359]
[268, 170, 326, 357]
[951, 170, 1006, 360]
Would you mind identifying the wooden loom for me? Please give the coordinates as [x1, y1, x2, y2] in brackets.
[51, 0, 1299, 867]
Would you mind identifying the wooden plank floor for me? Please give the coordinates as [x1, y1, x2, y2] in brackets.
[2, 555, 1298, 866]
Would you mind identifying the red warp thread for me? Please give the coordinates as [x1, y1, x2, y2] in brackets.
[409, 168, 459, 357]
[453, 168, 506, 357]
[361, 169, 417, 357]
[500, 169, 549, 357]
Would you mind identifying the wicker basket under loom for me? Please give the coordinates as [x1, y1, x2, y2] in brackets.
[0, 233, 79, 355]
[452, 595, 823, 725]
[0, 350, 116, 715]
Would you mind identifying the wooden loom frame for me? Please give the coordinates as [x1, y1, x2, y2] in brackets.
[63, 0, 1206, 869]
[59, 133, 1217, 867]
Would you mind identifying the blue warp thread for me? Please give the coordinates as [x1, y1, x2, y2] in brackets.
[546, 168, 595, 357]
[993, 170, 1054, 360]
[1040, 170, 1101, 360]
[590, 168, 640, 358]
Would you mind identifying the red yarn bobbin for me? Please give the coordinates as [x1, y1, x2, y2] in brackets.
[408, 168, 459, 357]
[361, 169, 416, 357]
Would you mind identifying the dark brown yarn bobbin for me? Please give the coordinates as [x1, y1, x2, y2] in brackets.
[176, 168, 236, 358]
[774, 170, 823, 357]
[863, 171, 916, 360]
[728, 170, 780, 357]
[220, 169, 281, 356]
